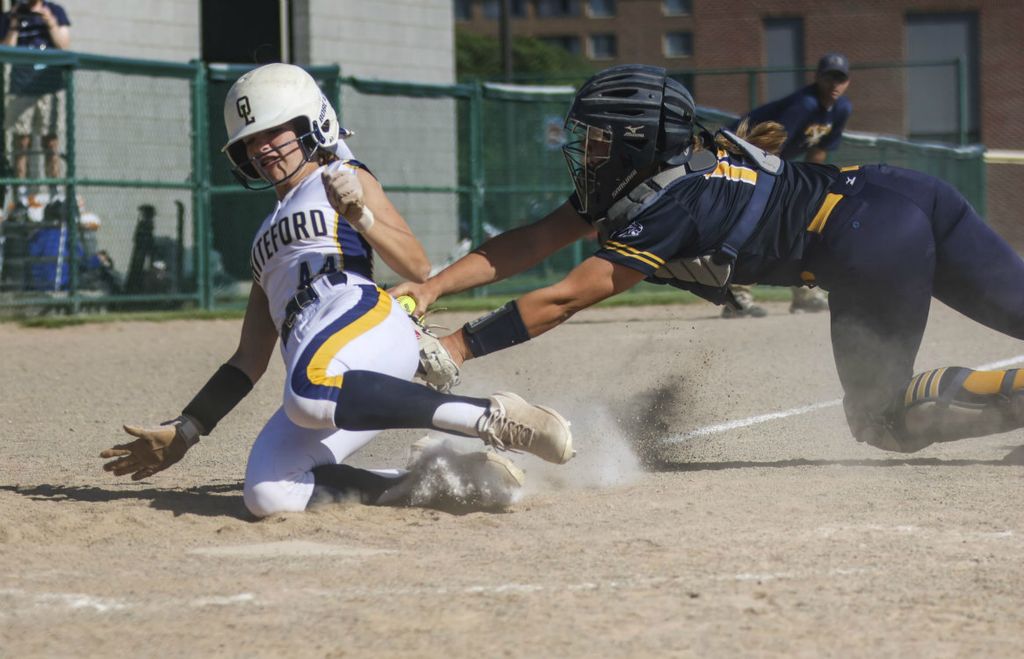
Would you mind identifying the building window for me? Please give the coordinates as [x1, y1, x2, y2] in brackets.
[662, 0, 691, 16]
[663, 32, 693, 58]
[587, 0, 615, 18]
[454, 0, 471, 20]
[484, 0, 527, 19]
[762, 18, 804, 103]
[539, 35, 582, 56]
[589, 33, 617, 59]
[536, 0, 581, 18]
[906, 12, 979, 143]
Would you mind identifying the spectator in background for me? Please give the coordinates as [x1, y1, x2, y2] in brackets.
[723, 52, 852, 318]
[1, 0, 71, 199]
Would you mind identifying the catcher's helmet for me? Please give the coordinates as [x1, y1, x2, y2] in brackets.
[562, 64, 695, 220]
[222, 63, 347, 189]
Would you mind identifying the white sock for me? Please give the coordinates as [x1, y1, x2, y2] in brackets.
[432, 401, 489, 436]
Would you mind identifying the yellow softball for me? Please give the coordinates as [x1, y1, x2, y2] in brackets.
[396, 295, 417, 314]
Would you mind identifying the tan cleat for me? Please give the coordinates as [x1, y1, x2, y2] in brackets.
[390, 436, 525, 508]
[478, 450, 526, 489]
[477, 392, 575, 464]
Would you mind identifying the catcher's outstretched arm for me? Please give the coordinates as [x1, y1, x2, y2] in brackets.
[439, 255, 646, 366]
[393, 202, 592, 312]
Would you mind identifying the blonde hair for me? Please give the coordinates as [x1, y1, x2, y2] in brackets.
[712, 119, 788, 156]
[315, 149, 339, 166]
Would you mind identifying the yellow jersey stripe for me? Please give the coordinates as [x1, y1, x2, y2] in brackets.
[604, 244, 662, 269]
[334, 211, 345, 262]
[306, 288, 392, 389]
[706, 160, 758, 185]
[808, 193, 844, 234]
[604, 240, 666, 266]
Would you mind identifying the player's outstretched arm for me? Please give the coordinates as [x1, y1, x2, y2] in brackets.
[390, 201, 592, 314]
[100, 284, 276, 480]
[440, 255, 646, 366]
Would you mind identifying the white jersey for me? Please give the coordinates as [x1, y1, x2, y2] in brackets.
[250, 160, 375, 328]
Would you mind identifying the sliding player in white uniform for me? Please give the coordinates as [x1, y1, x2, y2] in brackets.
[99, 64, 574, 517]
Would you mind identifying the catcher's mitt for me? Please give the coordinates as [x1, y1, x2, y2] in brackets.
[412, 318, 461, 393]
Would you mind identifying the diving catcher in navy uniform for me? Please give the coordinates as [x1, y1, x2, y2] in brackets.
[395, 64, 1024, 454]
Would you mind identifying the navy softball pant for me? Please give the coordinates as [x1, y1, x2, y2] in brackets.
[804, 164, 1024, 438]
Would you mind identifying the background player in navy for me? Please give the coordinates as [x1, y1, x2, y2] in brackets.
[395, 64, 1024, 455]
[98, 64, 573, 517]
[726, 52, 852, 317]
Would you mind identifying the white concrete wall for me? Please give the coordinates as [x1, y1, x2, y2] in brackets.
[294, 0, 460, 274]
[295, 0, 453, 83]
[63, 0, 200, 61]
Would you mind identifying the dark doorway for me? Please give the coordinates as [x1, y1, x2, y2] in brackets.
[201, 0, 288, 65]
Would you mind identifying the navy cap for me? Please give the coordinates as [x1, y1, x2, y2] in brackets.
[816, 52, 849, 77]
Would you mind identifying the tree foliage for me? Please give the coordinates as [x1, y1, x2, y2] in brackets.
[456, 29, 593, 82]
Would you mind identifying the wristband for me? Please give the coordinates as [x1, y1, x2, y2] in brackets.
[171, 415, 202, 448]
[350, 206, 375, 232]
[181, 364, 254, 435]
[463, 300, 531, 358]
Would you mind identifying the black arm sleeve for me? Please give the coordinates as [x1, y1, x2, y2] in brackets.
[181, 364, 254, 435]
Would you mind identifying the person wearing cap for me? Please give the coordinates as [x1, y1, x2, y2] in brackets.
[723, 52, 852, 318]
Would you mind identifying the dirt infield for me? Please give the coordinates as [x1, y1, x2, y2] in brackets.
[1, 301, 1022, 657]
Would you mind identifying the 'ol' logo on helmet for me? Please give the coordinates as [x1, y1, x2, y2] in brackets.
[236, 96, 255, 125]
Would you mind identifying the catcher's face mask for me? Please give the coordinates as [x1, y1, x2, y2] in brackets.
[562, 118, 612, 218]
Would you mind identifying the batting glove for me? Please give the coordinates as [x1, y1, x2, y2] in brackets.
[100, 415, 200, 481]
[322, 166, 375, 232]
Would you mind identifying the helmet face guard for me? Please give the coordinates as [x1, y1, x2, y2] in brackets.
[561, 65, 696, 221]
[225, 119, 321, 191]
[562, 119, 612, 218]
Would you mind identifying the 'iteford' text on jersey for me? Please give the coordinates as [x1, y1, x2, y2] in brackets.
[250, 160, 375, 328]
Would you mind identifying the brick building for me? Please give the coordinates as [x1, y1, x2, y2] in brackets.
[456, 0, 1024, 248]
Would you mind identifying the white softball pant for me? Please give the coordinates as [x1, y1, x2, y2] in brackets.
[243, 274, 418, 517]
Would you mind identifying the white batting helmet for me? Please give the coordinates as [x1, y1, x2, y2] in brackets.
[222, 63, 349, 186]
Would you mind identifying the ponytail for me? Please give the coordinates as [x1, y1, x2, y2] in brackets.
[714, 119, 788, 156]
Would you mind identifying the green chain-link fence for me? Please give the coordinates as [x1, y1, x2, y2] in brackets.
[0, 48, 986, 312]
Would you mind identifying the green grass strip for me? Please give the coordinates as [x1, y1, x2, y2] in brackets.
[5, 285, 799, 328]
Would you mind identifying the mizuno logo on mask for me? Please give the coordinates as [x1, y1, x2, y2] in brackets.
[623, 125, 645, 138]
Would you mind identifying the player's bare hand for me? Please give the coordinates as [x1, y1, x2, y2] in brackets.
[387, 281, 439, 319]
[322, 167, 374, 231]
[100, 418, 197, 481]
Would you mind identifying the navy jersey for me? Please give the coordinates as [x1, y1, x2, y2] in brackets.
[0, 2, 71, 95]
[735, 85, 851, 160]
[586, 149, 840, 290]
